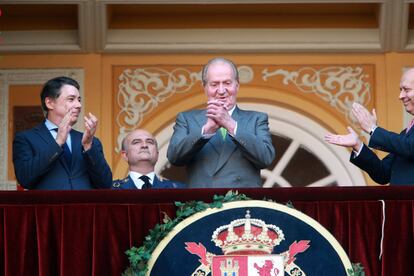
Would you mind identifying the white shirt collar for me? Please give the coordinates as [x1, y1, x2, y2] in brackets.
[129, 171, 155, 189]
[228, 105, 236, 116]
[45, 119, 58, 131]
[45, 119, 72, 150]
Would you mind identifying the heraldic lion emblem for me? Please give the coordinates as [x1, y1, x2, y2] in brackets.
[147, 201, 353, 276]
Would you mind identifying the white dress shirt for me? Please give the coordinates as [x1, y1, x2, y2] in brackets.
[128, 171, 155, 189]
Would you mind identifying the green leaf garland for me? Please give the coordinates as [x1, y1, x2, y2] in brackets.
[122, 190, 364, 276]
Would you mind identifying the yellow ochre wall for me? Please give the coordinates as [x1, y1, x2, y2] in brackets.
[1, 53, 413, 186]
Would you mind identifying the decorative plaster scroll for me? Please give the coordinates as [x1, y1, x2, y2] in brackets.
[0, 69, 84, 190]
[115, 65, 254, 152]
[262, 66, 371, 127]
[116, 67, 201, 152]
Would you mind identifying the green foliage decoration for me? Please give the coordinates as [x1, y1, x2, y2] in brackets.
[347, 263, 365, 276]
[122, 190, 365, 276]
[122, 190, 250, 276]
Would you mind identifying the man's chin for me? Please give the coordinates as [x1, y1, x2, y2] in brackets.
[70, 118, 78, 125]
[404, 106, 414, 115]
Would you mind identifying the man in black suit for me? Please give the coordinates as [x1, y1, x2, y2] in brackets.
[325, 68, 414, 185]
[13, 76, 112, 189]
[112, 129, 185, 189]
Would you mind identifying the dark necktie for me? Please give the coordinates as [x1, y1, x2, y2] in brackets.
[139, 175, 152, 189]
[52, 129, 72, 166]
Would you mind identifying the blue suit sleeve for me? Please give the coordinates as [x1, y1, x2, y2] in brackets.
[369, 127, 414, 158]
[13, 131, 63, 189]
[350, 144, 392, 184]
[82, 137, 112, 189]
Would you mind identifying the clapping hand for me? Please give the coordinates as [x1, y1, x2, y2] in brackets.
[82, 112, 98, 151]
[324, 127, 362, 152]
[55, 110, 73, 146]
[352, 102, 377, 134]
[203, 100, 236, 135]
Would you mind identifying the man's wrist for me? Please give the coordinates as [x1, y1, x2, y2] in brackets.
[352, 140, 363, 157]
[82, 140, 92, 151]
[369, 125, 378, 135]
[202, 125, 218, 135]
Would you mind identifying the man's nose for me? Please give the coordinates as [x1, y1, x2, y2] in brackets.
[217, 84, 226, 94]
[400, 89, 406, 99]
[75, 99, 82, 108]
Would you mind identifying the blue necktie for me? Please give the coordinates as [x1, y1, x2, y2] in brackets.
[52, 129, 72, 166]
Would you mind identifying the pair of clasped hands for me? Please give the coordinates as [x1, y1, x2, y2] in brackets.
[55, 108, 98, 151]
[324, 102, 377, 151]
[203, 99, 237, 136]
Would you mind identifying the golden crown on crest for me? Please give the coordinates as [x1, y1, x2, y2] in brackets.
[211, 210, 285, 255]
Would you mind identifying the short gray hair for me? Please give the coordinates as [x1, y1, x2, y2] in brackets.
[201, 57, 239, 86]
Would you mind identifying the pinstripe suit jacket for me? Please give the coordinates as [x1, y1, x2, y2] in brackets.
[351, 126, 414, 185]
[167, 106, 275, 188]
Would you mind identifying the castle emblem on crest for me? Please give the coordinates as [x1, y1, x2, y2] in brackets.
[185, 210, 310, 276]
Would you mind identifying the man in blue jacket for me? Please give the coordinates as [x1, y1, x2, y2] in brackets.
[13, 76, 112, 190]
[112, 129, 185, 189]
[325, 68, 414, 185]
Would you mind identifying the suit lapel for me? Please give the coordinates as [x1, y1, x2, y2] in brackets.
[153, 175, 160, 187]
[194, 110, 207, 129]
[213, 107, 239, 173]
[194, 110, 222, 155]
[126, 176, 138, 189]
[36, 123, 72, 173]
[208, 132, 223, 155]
[34, 123, 56, 145]
[153, 175, 164, 188]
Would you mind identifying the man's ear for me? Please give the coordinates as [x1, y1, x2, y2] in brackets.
[203, 86, 210, 98]
[120, 150, 128, 162]
[45, 97, 55, 111]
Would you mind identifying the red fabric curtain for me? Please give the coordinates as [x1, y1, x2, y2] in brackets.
[0, 187, 413, 275]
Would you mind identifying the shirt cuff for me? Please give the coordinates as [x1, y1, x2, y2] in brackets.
[229, 122, 238, 137]
[369, 125, 378, 136]
[201, 126, 215, 139]
[352, 143, 364, 157]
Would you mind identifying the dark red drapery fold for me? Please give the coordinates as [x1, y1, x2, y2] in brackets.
[0, 187, 413, 275]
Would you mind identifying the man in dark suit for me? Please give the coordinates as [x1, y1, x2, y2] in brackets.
[112, 129, 185, 189]
[13, 76, 112, 190]
[167, 57, 275, 188]
[325, 68, 414, 185]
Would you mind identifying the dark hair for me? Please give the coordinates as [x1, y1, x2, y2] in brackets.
[201, 57, 239, 86]
[40, 76, 80, 115]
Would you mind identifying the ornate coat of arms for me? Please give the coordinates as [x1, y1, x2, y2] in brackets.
[146, 201, 354, 276]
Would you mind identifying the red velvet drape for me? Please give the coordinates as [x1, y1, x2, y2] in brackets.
[0, 187, 413, 275]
